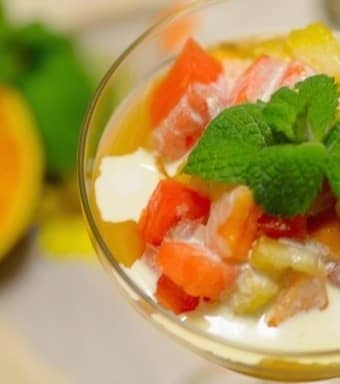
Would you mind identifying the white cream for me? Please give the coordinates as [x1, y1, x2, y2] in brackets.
[119, 249, 340, 352]
[183, 283, 340, 352]
[121, 250, 340, 353]
[95, 149, 162, 222]
[122, 259, 159, 297]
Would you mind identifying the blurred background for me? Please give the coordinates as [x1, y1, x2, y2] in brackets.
[0, 0, 339, 383]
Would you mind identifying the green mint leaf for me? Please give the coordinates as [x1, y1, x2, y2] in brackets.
[184, 104, 272, 182]
[264, 75, 338, 143]
[184, 75, 338, 217]
[184, 141, 256, 184]
[246, 143, 326, 216]
[296, 74, 338, 142]
[200, 104, 273, 146]
[264, 87, 303, 142]
[325, 122, 340, 196]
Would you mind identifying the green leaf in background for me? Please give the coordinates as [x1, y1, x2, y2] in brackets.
[0, 9, 94, 176]
[17, 47, 93, 175]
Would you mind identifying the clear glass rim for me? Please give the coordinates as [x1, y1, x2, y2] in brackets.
[78, 0, 340, 361]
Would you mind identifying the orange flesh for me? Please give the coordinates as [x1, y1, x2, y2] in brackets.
[0, 87, 43, 258]
[218, 187, 259, 261]
[0, 132, 21, 226]
[311, 217, 340, 259]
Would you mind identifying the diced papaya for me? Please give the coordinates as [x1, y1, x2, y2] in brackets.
[229, 267, 279, 315]
[251, 236, 324, 277]
[155, 274, 199, 314]
[150, 38, 223, 126]
[266, 275, 328, 327]
[152, 77, 228, 160]
[152, 87, 208, 159]
[156, 241, 238, 299]
[139, 180, 210, 246]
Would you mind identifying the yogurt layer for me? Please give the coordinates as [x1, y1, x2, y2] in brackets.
[95, 148, 162, 222]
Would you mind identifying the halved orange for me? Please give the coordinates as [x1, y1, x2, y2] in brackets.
[0, 87, 44, 258]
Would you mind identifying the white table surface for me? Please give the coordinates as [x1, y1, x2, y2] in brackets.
[0, 1, 339, 383]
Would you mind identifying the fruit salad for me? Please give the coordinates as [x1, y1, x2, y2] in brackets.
[93, 23, 340, 351]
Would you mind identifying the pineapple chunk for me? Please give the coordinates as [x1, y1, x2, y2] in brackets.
[209, 42, 246, 61]
[266, 275, 328, 327]
[251, 236, 324, 277]
[99, 220, 145, 267]
[251, 37, 290, 60]
[229, 267, 279, 315]
[286, 22, 340, 78]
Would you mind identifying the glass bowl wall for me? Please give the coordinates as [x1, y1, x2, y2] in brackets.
[78, 0, 340, 381]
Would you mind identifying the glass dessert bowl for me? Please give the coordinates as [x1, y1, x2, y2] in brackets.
[78, 0, 340, 381]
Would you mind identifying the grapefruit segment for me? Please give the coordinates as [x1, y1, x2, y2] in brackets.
[0, 87, 44, 258]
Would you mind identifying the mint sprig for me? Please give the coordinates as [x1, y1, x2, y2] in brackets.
[184, 104, 272, 184]
[200, 104, 273, 146]
[183, 74, 340, 216]
[263, 87, 303, 142]
[264, 75, 338, 142]
[246, 143, 326, 216]
[325, 122, 340, 196]
[296, 75, 338, 141]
